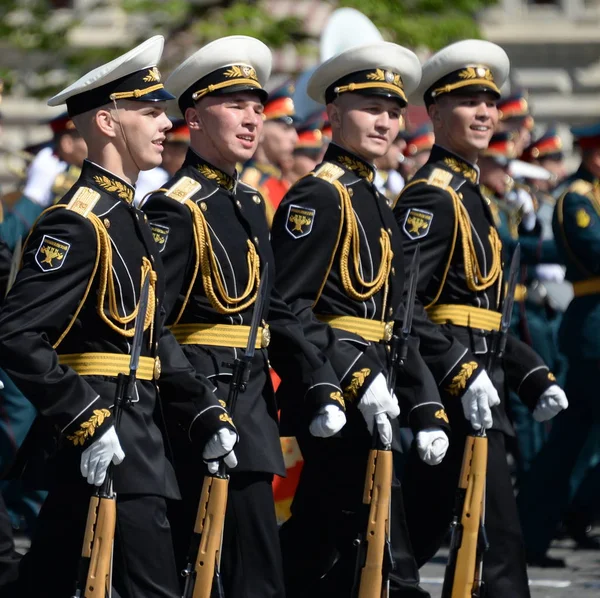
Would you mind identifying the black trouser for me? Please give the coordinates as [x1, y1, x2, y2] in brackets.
[169, 470, 285, 598]
[280, 434, 429, 598]
[0, 493, 19, 596]
[402, 429, 530, 598]
[16, 484, 180, 598]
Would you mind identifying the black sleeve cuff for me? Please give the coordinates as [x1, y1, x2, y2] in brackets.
[406, 402, 451, 437]
[62, 402, 114, 450]
[439, 350, 484, 401]
[517, 366, 555, 412]
[188, 404, 238, 449]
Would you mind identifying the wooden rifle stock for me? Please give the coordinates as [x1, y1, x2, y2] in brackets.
[75, 492, 117, 598]
[354, 447, 393, 598]
[182, 475, 228, 598]
[441, 435, 488, 598]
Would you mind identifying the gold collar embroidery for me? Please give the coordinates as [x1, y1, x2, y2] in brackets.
[93, 174, 134, 204]
[336, 154, 375, 183]
[197, 163, 235, 191]
[443, 156, 478, 184]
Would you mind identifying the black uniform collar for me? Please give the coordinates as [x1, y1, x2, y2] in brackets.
[185, 148, 237, 192]
[325, 143, 376, 183]
[430, 144, 480, 185]
[82, 160, 135, 204]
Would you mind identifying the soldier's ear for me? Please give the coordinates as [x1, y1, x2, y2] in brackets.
[326, 103, 341, 130]
[428, 103, 442, 128]
[95, 108, 117, 138]
[186, 106, 201, 132]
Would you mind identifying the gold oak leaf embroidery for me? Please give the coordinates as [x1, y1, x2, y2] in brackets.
[337, 155, 373, 182]
[39, 245, 64, 266]
[458, 66, 493, 81]
[435, 409, 449, 423]
[443, 157, 477, 184]
[224, 66, 242, 78]
[446, 361, 479, 397]
[329, 391, 345, 409]
[343, 368, 372, 402]
[197, 164, 233, 190]
[289, 214, 312, 232]
[219, 412, 234, 426]
[406, 215, 428, 235]
[66, 408, 111, 446]
[366, 69, 402, 87]
[143, 67, 161, 83]
[218, 399, 227, 408]
[94, 175, 134, 203]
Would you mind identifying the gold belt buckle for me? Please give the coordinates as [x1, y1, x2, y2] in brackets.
[261, 323, 271, 348]
[383, 321, 394, 342]
[153, 356, 161, 380]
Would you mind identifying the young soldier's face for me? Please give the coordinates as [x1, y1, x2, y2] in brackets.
[113, 101, 172, 171]
[430, 92, 498, 158]
[194, 92, 264, 165]
[328, 94, 402, 161]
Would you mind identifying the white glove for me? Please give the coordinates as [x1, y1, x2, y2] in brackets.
[358, 373, 400, 446]
[461, 370, 500, 431]
[309, 405, 346, 438]
[533, 385, 568, 422]
[80, 425, 125, 486]
[416, 428, 449, 466]
[535, 264, 565, 284]
[508, 187, 536, 231]
[203, 428, 238, 474]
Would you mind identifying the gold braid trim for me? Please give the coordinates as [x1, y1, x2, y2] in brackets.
[173, 199, 260, 322]
[448, 187, 503, 299]
[333, 179, 393, 303]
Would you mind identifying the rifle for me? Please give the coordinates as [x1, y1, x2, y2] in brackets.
[441, 244, 521, 598]
[72, 274, 151, 598]
[352, 245, 420, 598]
[182, 267, 269, 598]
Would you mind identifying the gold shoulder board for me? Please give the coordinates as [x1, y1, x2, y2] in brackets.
[314, 162, 345, 184]
[165, 176, 202, 203]
[569, 180, 593, 197]
[65, 187, 101, 217]
[427, 168, 453, 190]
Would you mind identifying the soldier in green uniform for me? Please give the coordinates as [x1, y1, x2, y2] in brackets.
[518, 122, 600, 565]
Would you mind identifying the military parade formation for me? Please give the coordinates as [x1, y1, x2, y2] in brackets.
[0, 7, 597, 598]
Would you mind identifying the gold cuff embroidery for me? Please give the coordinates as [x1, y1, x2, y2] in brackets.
[343, 368, 371, 402]
[66, 408, 111, 446]
[446, 361, 478, 397]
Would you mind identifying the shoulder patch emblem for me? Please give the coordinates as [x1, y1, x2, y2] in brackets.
[285, 204, 316, 239]
[65, 187, 101, 217]
[314, 162, 345, 183]
[403, 208, 434, 240]
[165, 176, 202, 203]
[35, 235, 70, 272]
[576, 207, 591, 228]
[427, 168, 453, 189]
[150, 223, 170, 252]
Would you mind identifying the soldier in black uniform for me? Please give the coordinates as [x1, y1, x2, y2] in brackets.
[393, 40, 569, 597]
[0, 37, 238, 598]
[142, 36, 343, 598]
[270, 42, 452, 597]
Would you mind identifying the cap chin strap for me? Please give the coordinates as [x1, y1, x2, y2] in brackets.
[111, 98, 143, 184]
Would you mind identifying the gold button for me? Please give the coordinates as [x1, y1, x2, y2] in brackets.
[144, 214, 148, 222]
[391, 266, 395, 275]
[254, 236, 259, 245]
[388, 307, 394, 316]
[348, 188, 354, 197]
[458, 193, 464, 200]
[200, 202, 208, 212]
[103, 218, 110, 229]
[252, 195, 261, 204]
[236, 200, 242, 208]
[387, 228, 392, 235]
